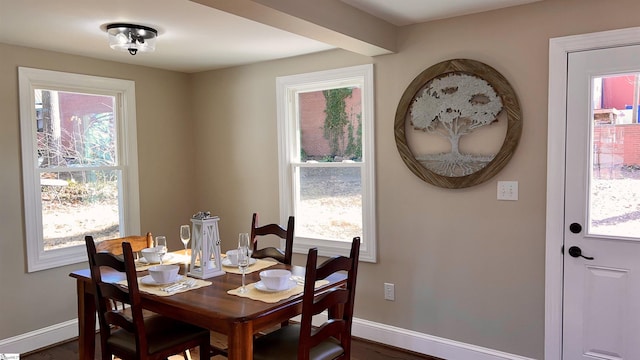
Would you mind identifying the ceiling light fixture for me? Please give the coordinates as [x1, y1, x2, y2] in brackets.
[106, 23, 157, 55]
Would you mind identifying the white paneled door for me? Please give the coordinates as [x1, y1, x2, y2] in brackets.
[563, 45, 640, 359]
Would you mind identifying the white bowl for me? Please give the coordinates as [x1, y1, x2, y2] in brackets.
[141, 247, 162, 263]
[259, 269, 292, 290]
[148, 265, 180, 284]
[226, 249, 239, 265]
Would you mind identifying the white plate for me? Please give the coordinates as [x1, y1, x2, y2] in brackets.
[138, 253, 173, 264]
[222, 258, 257, 267]
[140, 274, 183, 286]
[254, 279, 297, 293]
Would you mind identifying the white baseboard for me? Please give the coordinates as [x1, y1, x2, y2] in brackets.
[0, 316, 535, 360]
[0, 319, 79, 355]
[352, 318, 535, 360]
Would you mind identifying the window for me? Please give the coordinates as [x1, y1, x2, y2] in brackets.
[276, 64, 376, 262]
[19, 67, 140, 272]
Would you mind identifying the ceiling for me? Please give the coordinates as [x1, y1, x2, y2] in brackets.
[0, 0, 541, 73]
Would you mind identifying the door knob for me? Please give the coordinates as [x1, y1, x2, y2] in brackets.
[568, 246, 594, 260]
[569, 223, 582, 234]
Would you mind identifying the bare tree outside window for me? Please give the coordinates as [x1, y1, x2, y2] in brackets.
[36, 89, 120, 250]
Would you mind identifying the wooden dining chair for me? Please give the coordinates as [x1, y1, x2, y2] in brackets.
[94, 233, 154, 313]
[252, 237, 361, 360]
[250, 213, 295, 265]
[85, 236, 211, 360]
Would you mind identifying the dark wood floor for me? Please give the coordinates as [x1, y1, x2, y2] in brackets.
[21, 334, 441, 360]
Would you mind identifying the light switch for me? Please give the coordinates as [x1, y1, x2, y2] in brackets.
[497, 181, 518, 201]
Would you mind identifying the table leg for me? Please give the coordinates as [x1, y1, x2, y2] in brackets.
[227, 321, 253, 360]
[76, 280, 96, 360]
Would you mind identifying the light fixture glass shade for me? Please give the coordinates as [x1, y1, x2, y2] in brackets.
[106, 23, 157, 55]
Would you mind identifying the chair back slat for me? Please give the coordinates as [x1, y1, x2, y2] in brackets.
[95, 233, 153, 255]
[254, 223, 288, 238]
[250, 213, 295, 265]
[98, 282, 130, 304]
[315, 256, 352, 280]
[312, 289, 349, 317]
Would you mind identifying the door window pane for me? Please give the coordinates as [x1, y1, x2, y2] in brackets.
[589, 74, 640, 238]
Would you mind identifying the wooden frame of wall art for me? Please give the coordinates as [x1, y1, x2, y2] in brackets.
[394, 58, 522, 189]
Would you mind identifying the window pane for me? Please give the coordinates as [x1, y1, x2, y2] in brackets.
[298, 87, 362, 162]
[36, 89, 116, 168]
[297, 166, 362, 241]
[589, 74, 640, 238]
[41, 170, 121, 250]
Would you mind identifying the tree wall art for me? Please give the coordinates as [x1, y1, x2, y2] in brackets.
[394, 59, 522, 189]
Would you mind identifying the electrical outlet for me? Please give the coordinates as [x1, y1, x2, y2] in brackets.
[384, 283, 395, 301]
[497, 181, 518, 201]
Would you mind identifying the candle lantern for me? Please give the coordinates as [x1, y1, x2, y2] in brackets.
[188, 212, 224, 279]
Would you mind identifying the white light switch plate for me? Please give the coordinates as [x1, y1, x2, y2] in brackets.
[497, 181, 518, 201]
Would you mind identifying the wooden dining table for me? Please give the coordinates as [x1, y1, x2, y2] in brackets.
[69, 256, 346, 360]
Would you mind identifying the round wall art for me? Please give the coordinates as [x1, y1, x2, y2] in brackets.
[394, 59, 522, 189]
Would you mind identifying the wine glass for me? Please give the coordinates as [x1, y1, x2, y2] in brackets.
[180, 225, 191, 254]
[155, 236, 167, 265]
[237, 233, 250, 294]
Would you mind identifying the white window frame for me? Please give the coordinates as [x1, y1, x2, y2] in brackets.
[276, 64, 376, 262]
[18, 67, 141, 272]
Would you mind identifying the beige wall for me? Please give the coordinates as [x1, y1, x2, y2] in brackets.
[2, 0, 640, 358]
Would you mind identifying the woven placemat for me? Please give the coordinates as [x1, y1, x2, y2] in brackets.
[117, 276, 211, 297]
[227, 280, 329, 303]
[222, 258, 278, 274]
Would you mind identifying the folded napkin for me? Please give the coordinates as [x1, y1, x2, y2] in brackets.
[222, 258, 278, 274]
[117, 276, 211, 297]
[227, 280, 329, 303]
